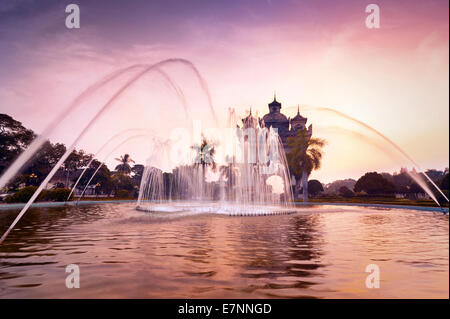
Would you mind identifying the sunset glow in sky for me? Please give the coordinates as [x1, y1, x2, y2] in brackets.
[0, 0, 448, 182]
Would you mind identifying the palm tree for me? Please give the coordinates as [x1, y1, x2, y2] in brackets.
[219, 155, 237, 200]
[191, 136, 216, 175]
[114, 153, 135, 175]
[219, 164, 234, 188]
[286, 130, 325, 202]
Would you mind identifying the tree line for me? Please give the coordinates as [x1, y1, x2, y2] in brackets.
[1, 113, 448, 204]
[305, 170, 449, 205]
[1, 113, 143, 201]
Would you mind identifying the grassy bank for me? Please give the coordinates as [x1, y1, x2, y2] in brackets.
[298, 196, 448, 208]
[76, 196, 447, 208]
[74, 196, 136, 201]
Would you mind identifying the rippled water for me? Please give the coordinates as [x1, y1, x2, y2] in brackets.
[0, 203, 448, 298]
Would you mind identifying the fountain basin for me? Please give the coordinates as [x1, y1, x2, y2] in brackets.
[136, 201, 297, 216]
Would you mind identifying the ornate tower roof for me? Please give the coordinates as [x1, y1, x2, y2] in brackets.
[242, 107, 258, 128]
[291, 105, 307, 122]
[263, 95, 288, 125]
[268, 93, 281, 109]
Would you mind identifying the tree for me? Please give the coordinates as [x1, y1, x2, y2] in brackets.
[440, 173, 449, 191]
[218, 155, 237, 201]
[307, 179, 323, 197]
[76, 159, 113, 195]
[191, 136, 216, 178]
[114, 154, 135, 175]
[381, 172, 394, 184]
[220, 163, 235, 188]
[439, 173, 449, 203]
[286, 129, 325, 202]
[354, 172, 395, 195]
[324, 179, 356, 194]
[112, 172, 134, 193]
[62, 149, 93, 187]
[393, 171, 412, 193]
[0, 113, 35, 175]
[131, 164, 145, 187]
[339, 186, 354, 198]
[191, 136, 216, 199]
[425, 169, 444, 182]
[163, 172, 175, 198]
[21, 173, 39, 187]
[22, 141, 66, 185]
[408, 181, 425, 196]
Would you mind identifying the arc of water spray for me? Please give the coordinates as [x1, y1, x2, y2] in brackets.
[295, 105, 448, 204]
[317, 125, 440, 203]
[0, 66, 148, 244]
[0, 58, 214, 192]
[76, 134, 153, 203]
[0, 58, 217, 245]
[67, 66, 194, 201]
[67, 67, 192, 200]
[322, 107, 448, 203]
[0, 65, 144, 191]
[66, 128, 156, 201]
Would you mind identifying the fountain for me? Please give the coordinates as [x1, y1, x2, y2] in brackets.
[136, 112, 295, 215]
[0, 58, 448, 245]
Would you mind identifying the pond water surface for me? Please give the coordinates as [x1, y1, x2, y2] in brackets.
[0, 203, 448, 298]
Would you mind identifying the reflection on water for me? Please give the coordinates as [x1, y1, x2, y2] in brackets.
[0, 203, 448, 298]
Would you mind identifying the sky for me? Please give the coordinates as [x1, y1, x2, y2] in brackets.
[0, 0, 448, 183]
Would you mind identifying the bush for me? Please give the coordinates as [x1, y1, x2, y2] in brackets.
[4, 187, 73, 203]
[339, 186, 354, 198]
[353, 192, 396, 199]
[5, 186, 40, 203]
[48, 188, 72, 202]
[115, 189, 130, 198]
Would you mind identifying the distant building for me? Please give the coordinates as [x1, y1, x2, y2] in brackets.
[241, 95, 312, 154]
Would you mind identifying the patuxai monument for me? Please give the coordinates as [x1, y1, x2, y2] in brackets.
[241, 95, 312, 153]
